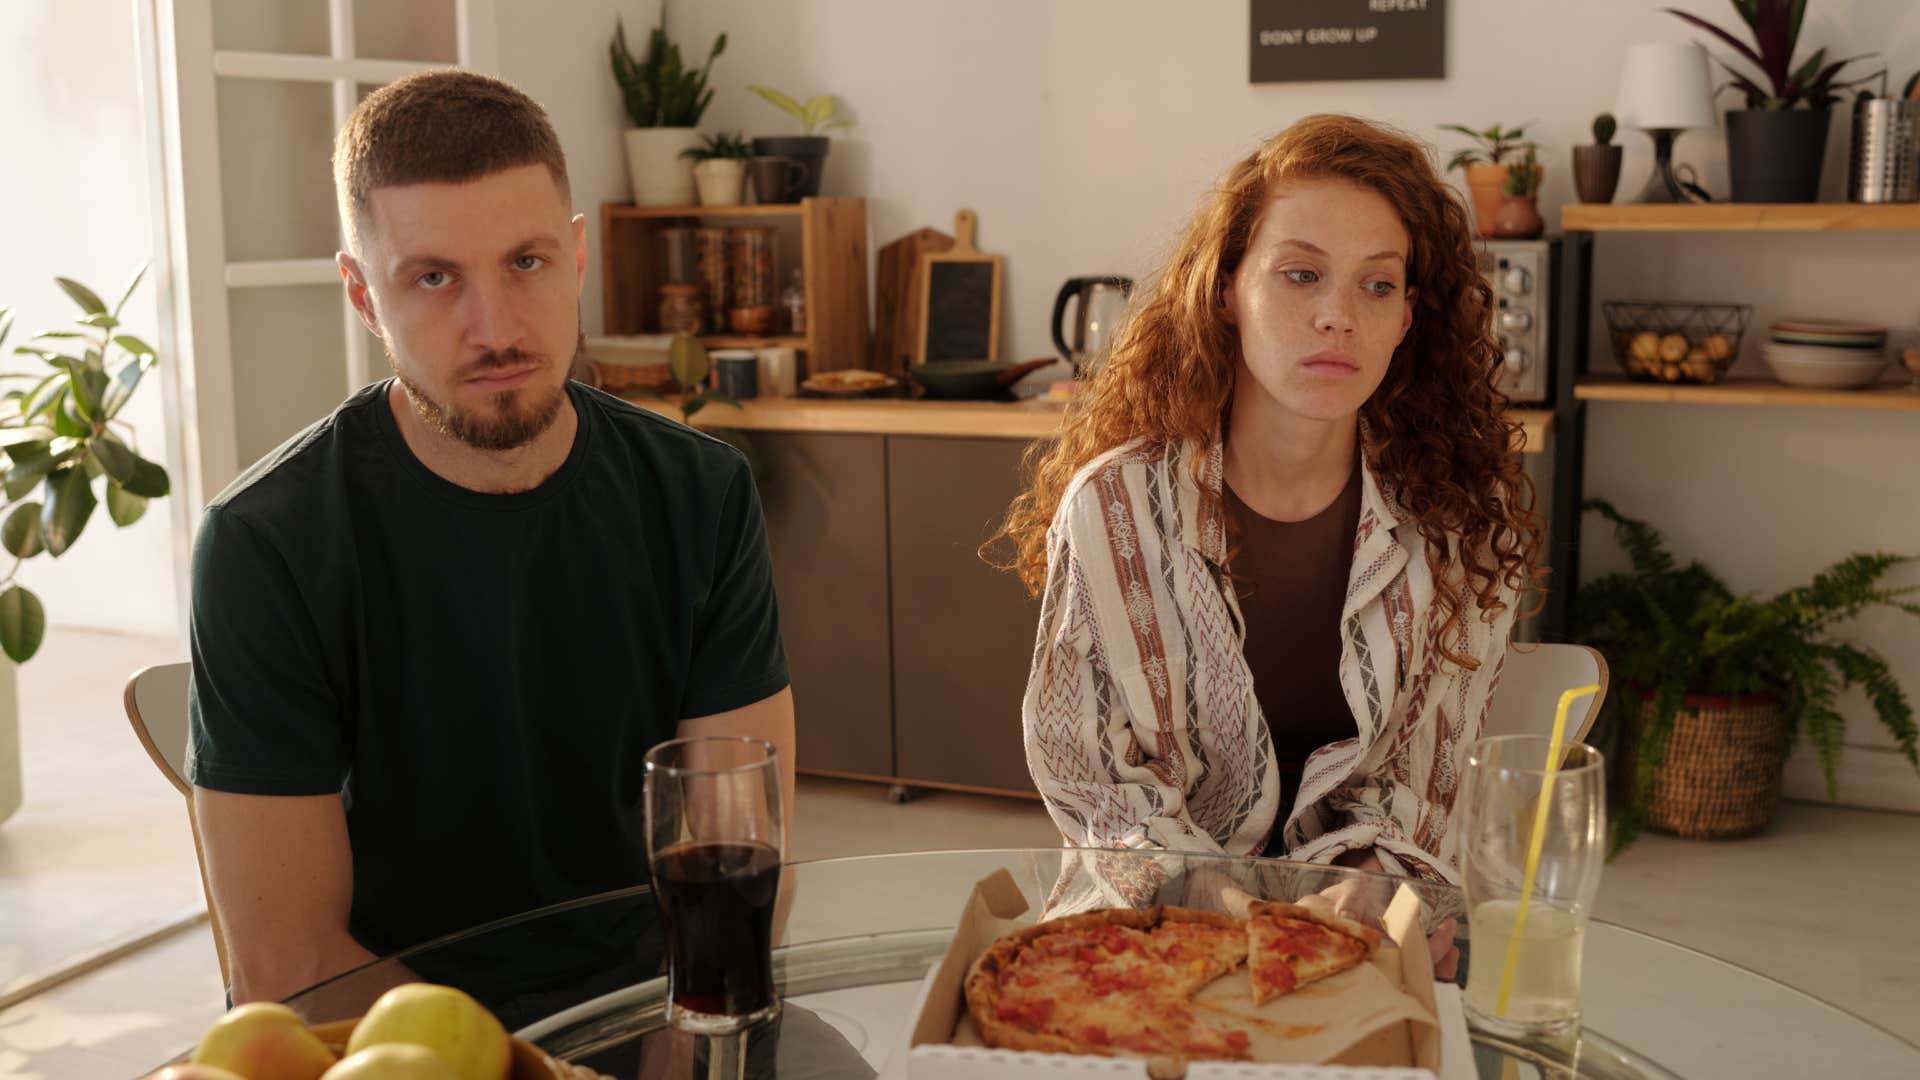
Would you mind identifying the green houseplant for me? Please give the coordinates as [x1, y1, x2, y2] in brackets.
[1439, 122, 1535, 238]
[1572, 113, 1624, 204]
[1664, 0, 1876, 201]
[1577, 500, 1918, 852]
[609, 13, 727, 206]
[681, 131, 753, 207]
[1491, 144, 1545, 239]
[0, 268, 171, 666]
[747, 86, 852, 201]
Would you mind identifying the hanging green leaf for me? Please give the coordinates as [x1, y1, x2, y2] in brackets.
[78, 312, 119, 330]
[0, 426, 54, 451]
[52, 389, 88, 438]
[105, 479, 147, 527]
[54, 277, 107, 316]
[2, 502, 44, 558]
[83, 453, 104, 481]
[122, 454, 170, 499]
[100, 353, 153, 419]
[56, 358, 106, 422]
[41, 464, 97, 557]
[112, 264, 148, 319]
[0, 584, 46, 664]
[89, 430, 136, 483]
[112, 334, 155, 358]
[21, 373, 62, 421]
[4, 446, 58, 501]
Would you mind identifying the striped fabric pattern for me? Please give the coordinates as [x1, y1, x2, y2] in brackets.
[1021, 435, 1518, 886]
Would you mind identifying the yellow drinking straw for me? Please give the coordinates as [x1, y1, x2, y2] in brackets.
[1494, 682, 1600, 1018]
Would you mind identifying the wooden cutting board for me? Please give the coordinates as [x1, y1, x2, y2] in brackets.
[872, 226, 953, 374]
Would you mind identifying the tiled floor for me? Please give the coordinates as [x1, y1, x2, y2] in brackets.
[2, 630, 1917, 1079]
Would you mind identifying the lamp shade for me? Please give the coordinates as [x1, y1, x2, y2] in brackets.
[1615, 42, 1715, 130]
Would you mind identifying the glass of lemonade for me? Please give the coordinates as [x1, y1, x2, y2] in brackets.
[1457, 735, 1606, 1038]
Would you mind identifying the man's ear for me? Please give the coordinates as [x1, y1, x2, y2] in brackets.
[338, 252, 382, 336]
[571, 213, 588, 292]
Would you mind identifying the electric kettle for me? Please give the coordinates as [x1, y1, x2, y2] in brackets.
[1051, 276, 1133, 373]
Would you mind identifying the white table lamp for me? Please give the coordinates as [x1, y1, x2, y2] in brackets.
[1615, 42, 1716, 202]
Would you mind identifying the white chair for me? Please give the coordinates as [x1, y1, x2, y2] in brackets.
[1483, 643, 1610, 746]
[124, 662, 230, 985]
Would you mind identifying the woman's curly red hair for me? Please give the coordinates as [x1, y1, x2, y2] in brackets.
[995, 114, 1544, 669]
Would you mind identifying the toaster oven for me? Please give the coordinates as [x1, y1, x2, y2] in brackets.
[1477, 238, 1558, 405]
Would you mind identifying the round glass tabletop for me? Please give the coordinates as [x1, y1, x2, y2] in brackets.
[270, 849, 1917, 1080]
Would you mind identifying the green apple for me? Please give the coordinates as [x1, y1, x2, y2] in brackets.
[192, 1002, 337, 1080]
[322, 1044, 463, 1079]
[147, 1066, 247, 1080]
[346, 983, 510, 1080]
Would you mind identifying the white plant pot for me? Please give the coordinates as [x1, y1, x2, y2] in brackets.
[0, 661, 20, 825]
[623, 127, 702, 207]
[693, 159, 748, 207]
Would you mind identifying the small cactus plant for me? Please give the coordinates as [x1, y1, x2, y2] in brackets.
[1592, 113, 1617, 146]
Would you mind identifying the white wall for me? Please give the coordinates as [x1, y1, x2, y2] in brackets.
[0, 0, 178, 641]
[640, 0, 1920, 811]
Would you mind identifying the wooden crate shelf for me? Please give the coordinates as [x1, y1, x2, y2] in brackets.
[601, 196, 869, 369]
[1562, 203, 1920, 232]
[1575, 375, 1920, 410]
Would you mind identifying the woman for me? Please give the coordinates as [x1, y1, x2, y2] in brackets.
[1000, 114, 1542, 889]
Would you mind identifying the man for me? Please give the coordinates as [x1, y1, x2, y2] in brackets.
[186, 70, 795, 1008]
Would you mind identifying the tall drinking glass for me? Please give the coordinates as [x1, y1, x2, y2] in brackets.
[644, 736, 785, 1035]
[1457, 735, 1606, 1038]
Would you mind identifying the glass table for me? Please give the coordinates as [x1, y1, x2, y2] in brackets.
[269, 849, 1918, 1079]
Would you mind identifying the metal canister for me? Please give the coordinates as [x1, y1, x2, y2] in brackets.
[1848, 98, 1919, 203]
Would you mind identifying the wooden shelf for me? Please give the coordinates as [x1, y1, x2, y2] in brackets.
[701, 335, 806, 349]
[1576, 376, 1920, 409]
[605, 202, 804, 220]
[1561, 203, 1920, 233]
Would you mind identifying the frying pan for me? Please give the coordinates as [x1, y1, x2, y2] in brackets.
[908, 357, 1053, 400]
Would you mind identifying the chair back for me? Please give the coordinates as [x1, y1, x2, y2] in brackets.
[124, 662, 229, 985]
[1483, 643, 1610, 747]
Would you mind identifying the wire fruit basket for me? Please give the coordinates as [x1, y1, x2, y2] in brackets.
[1602, 301, 1751, 384]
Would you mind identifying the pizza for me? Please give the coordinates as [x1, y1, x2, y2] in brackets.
[964, 902, 1381, 1064]
[966, 907, 1252, 1062]
[1245, 900, 1382, 1004]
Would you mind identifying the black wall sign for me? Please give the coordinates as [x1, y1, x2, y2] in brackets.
[1250, 0, 1446, 83]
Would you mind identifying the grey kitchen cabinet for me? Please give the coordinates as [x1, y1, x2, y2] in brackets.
[885, 436, 1043, 794]
[755, 432, 894, 778]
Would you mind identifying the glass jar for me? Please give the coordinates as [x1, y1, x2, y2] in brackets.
[658, 283, 705, 336]
[660, 227, 696, 285]
[694, 226, 731, 334]
[729, 226, 778, 309]
[779, 269, 806, 336]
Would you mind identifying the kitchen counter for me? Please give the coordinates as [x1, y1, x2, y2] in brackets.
[628, 394, 1554, 451]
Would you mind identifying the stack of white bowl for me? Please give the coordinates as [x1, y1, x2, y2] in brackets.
[1763, 319, 1888, 389]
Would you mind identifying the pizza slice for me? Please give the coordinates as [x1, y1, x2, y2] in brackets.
[1244, 900, 1382, 1003]
[1148, 908, 1250, 996]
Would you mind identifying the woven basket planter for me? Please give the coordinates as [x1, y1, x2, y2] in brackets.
[1614, 692, 1789, 839]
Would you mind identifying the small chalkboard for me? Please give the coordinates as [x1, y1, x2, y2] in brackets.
[916, 209, 1002, 365]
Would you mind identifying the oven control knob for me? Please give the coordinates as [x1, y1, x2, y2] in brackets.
[1502, 266, 1532, 295]
[1503, 346, 1531, 375]
[1498, 308, 1533, 333]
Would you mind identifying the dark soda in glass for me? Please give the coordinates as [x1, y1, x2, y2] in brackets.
[652, 839, 781, 1022]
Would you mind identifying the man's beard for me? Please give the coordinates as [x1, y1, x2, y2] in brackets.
[392, 346, 568, 452]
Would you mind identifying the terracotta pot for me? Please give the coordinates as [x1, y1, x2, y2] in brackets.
[1463, 163, 1510, 237]
[1572, 144, 1624, 204]
[1491, 196, 1544, 239]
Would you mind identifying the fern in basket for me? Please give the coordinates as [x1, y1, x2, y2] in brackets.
[1576, 499, 1919, 852]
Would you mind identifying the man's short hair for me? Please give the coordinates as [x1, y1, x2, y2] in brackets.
[333, 70, 570, 253]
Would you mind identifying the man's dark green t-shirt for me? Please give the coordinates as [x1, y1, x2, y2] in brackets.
[186, 379, 788, 982]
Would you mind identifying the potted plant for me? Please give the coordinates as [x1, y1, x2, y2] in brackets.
[1576, 500, 1918, 853]
[747, 86, 851, 200]
[1491, 144, 1546, 239]
[1573, 113, 1624, 204]
[1665, 1, 1875, 202]
[1441, 122, 1535, 237]
[609, 14, 726, 207]
[681, 131, 753, 207]
[0, 269, 172, 824]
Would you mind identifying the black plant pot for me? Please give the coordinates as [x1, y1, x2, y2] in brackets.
[1726, 108, 1832, 203]
[751, 136, 829, 199]
[1572, 145, 1624, 204]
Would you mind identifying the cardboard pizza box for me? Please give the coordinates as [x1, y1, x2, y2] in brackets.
[905, 868, 1445, 1080]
